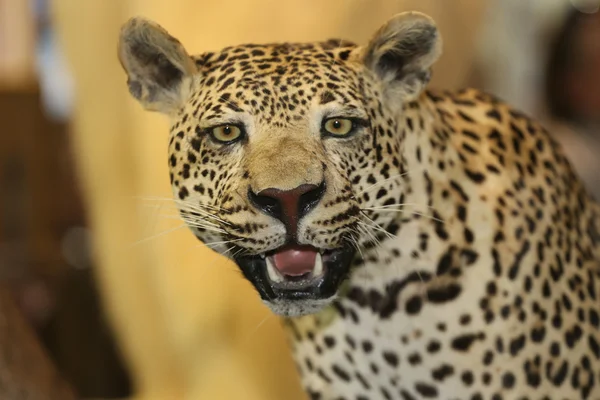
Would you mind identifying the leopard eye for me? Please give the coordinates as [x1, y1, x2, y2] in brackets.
[210, 124, 244, 144]
[323, 118, 354, 137]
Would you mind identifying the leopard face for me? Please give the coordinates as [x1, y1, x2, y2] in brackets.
[118, 13, 440, 317]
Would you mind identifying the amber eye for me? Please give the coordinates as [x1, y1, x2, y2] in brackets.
[210, 124, 243, 143]
[323, 118, 354, 137]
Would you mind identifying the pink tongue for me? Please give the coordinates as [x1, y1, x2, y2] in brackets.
[272, 246, 317, 276]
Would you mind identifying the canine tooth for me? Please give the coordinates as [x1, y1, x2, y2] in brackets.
[266, 257, 284, 283]
[313, 252, 324, 277]
[259, 254, 266, 259]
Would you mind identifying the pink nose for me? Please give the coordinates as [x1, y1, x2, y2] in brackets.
[249, 183, 325, 234]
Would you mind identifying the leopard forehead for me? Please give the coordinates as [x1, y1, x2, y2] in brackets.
[183, 40, 370, 127]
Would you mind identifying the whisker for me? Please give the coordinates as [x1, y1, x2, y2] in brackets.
[358, 212, 396, 240]
[363, 203, 436, 210]
[365, 209, 444, 224]
[347, 234, 364, 260]
[179, 214, 228, 227]
[221, 245, 237, 255]
[130, 224, 187, 246]
[356, 170, 420, 196]
[135, 195, 226, 212]
[356, 222, 382, 249]
[359, 219, 395, 240]
[231, 246, 246, 259]
[170, 218, 227, 233]
[243, 313, 275, 344]
[202, 238, 244, 247]
[141, 199, 231, 226]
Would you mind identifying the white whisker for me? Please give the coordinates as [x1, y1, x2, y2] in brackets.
[356, 222, 382, 249]
[130, 224, 187, 246]
[363, 202, 436, 210]
[359, 212, 396, 240]
[356, 170, 419, 196]
[203, 238, 244, 247]
[243, 313, 275, 344]
[365, 209, 444, 224]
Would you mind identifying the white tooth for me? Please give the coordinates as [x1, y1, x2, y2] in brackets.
[313, 252, 324, 277]
[266, 257, 284, 283]
[259, 254, 265, 259]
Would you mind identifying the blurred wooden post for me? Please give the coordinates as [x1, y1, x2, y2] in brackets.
[0, 286, 75, 400]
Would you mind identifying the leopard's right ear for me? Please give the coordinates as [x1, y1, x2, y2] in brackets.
[118, 17, 196, 114]
[360, 12, 441, 103]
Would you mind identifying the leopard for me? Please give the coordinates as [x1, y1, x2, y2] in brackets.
[117, 11, 600, 400]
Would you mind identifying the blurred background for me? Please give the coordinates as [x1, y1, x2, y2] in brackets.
[0, 0, 598, 399]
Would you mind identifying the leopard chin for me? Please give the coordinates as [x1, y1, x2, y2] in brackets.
[232, 243, 355, 316]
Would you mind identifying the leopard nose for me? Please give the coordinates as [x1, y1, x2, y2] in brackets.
[249, 182, 326, 234]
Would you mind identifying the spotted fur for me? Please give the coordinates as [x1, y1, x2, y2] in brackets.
[119, 12, 600, 400]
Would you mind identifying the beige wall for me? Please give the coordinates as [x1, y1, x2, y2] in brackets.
[51, 1, 487, 398]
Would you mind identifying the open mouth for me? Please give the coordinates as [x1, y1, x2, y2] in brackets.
[233, 243, 355, 303]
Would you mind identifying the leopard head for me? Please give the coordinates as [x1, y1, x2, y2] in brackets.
[118, 12, 441, 316]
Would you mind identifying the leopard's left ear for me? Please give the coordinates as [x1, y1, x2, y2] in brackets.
[118, 17, 196, 114]
[361, 12, 442, 102]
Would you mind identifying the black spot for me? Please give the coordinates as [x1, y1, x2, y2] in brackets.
[431, 364, 454, 382]
[331, 364, 351, 381]
[450, 180, 469, 201]
[382, 351, 399, 367]
[319, 91, 335, 104]
[400, 390, 417, 400]
[550, 360, 569, 386]
[509, 334, 526, 356]
[461, 249, 479, 266]
[436, 248, 454, 275]
[486, 108, 502, 122]
[483, 351, 494, 366]
[461, 371, 474, 386]
[414, 382, 438, 398]
[457, 205, 467, 222]
[459, 315, 471, 326]
[502, 372, 515, 389]
[405, 296, 423, 315]
[531, 326, 546, 343]
[345, 334, 356, 349]
[408, 353, 421, 365]
[427, 340, 441, 353]
[178, 186, 189, 199]
[464, 169, 486, 183]
[324, 336, 336, 349]
[457, 110, 475, 123]
[451, 334, 479, 352]
[339, 50, 351, 60]
[219, 77, 235, 91]
[589, 335, 600, 359]
[565, 325, 583, 348]
[426, 283, 462, 304]
[507, 240, 531, 280]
